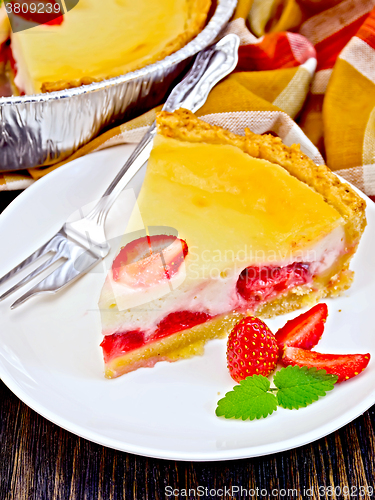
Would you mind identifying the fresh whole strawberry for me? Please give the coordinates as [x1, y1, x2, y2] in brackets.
[282, 347, 371, 382]
[275, 303, 328, 357]
[227, 317, 278, 383]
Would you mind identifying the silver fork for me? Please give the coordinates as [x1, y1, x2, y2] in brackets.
[0, 34, 240, 309]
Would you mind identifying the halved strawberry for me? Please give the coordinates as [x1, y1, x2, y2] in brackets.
[275, 303, 328, 357]
[282, 347, 371, 382]
[112, 235, 188, 287]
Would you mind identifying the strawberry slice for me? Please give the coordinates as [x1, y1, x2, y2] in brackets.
[282, 347, 371, 382]
[275, 303, 328, 356]
[112, 235, 188, 287]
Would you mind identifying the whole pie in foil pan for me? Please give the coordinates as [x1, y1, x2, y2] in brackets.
[0, 0, 236, 171]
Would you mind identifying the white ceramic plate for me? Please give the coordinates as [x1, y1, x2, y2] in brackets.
[1, 145, 375, 462]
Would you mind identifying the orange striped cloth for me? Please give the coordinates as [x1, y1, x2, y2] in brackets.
[1, 0, 375, 202]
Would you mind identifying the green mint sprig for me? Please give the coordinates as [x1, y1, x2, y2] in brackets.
[216, 366, 338, 420]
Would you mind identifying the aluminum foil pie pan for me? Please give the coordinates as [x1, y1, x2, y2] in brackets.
[0, 0, 237, 171]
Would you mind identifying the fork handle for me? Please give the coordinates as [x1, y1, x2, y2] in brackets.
[86, 34, 240, 228]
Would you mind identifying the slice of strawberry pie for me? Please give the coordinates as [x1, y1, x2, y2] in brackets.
[99, 109, 366, 378]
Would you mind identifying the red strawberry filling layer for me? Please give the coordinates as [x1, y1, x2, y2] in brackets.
[237, 262, 312, 305]
[103, 248, 313, 364]
[101, 311, 212, 363]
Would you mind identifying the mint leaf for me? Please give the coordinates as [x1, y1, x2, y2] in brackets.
[216, 375, 278, 420]
[216, 367, 338, 421]
[274, 365, 337, 410]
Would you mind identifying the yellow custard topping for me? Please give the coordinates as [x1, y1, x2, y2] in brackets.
[133, 135, 344, 272]
[10, 0, 210, 94]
